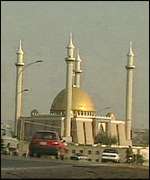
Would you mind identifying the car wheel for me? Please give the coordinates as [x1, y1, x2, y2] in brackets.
[31, 152, 40, 158]
[36, 154, 41, 158]
[55, 155, 59, 159]
[55, 153, 60, 159]
[29, 153, 33, 157]
[60, 155, 64, 160]
[56, 150, 62, 159]
[13, 151, 18, 156]
[101, 159, 105, 163]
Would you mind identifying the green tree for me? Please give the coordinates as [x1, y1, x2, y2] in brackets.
[95, 132, 118, 145]
[135, 154, 145, 165]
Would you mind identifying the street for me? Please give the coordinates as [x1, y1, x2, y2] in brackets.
[1, 155, 149, 179]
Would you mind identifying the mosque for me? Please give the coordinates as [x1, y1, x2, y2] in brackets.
[16, 34, 135, 146]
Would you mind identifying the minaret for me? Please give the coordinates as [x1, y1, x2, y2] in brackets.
[64, 33, 75, 140]
[14, 40, 24, 136]
[74, 48, 82, 88]
[125, 41, 135, 145]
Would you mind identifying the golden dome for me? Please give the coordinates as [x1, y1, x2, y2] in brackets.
[50, 87, 96, 112]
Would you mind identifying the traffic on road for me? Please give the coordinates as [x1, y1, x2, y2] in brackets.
[1, 154, 149, 179]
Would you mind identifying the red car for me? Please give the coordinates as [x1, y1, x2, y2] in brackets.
[29, 131, 68, 159]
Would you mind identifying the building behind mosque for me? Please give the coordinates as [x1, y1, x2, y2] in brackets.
[16, 34, 135, 146]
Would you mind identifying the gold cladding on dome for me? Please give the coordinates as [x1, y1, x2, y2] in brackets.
[50, 87, 96, 112]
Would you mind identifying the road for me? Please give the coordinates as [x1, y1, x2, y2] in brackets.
[1, 155, 149, 179]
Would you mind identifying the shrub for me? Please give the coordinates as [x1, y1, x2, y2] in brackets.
[95, 132, 118, 145]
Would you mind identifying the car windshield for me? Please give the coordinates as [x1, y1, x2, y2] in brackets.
[103, 149, 118, 153]
[33, 132, 58, 140]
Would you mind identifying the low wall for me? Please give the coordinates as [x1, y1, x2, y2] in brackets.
[18, 141, 29, 156]
[132, 146, 149, 161]
[66, 144, 149, 163]
[17, 141, 149, 165]
[66, 144, 128, 162]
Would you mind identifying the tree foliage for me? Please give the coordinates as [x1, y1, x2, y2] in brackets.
[95, 132, 118, 145]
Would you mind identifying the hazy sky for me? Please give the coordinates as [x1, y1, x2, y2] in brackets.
[1, 1, 149, 129]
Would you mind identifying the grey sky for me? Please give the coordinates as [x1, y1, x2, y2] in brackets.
[1, 1, 149, 129]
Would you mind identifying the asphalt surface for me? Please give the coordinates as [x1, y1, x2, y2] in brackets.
[1, 155, 149, 179]
[1, 155, 68, 168]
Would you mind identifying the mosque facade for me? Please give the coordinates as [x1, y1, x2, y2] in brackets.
[16, 34, 135, 146]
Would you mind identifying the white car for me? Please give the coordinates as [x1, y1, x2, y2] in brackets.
[1, 128, 19, 155]
[101, 148, 120, 163]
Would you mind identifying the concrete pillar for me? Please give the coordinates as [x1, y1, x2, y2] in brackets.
[106, 121, 111, 137]
[71, 119, 78, 143]
[118, 123, 127, 145]
[111, 123, 117, 137]
[76, 121, 85, 144]
[84, 121, 94, 144]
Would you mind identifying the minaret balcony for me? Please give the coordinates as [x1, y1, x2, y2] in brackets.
[125, 65, 135, 69]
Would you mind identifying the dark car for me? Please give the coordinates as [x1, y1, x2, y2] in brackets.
[70, 153, 89, 160]
[29, 131, 68, 159]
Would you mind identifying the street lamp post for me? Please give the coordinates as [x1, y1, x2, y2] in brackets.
[22, 60, 43, 70]
[18, 89, 29, 140]
[15, 61, 43, 138]
[14, 40, 43, 137]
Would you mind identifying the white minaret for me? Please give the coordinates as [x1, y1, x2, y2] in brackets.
[125, 41, 135, 145]
[14, 40, 24, 136]
[64, 33, 75, 140]
[74, 48, 82, 88]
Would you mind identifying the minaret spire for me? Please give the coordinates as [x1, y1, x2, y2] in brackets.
[67, 32, 75, 58]
[19, 40, 22, 50]
[15, 40, 25, 137]
[74, 48, 82, 88]
[125, 41, 135, 145]
[128, 41, 134, 57]
[76, 48, 81, 62]
[17, 40, 24, 55]
[64, 33, 75, 141]
[69, 33, 73, 47]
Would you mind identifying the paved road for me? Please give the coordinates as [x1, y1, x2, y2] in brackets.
[1, 155, 71, 168]
[1, 155, 149, 179]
